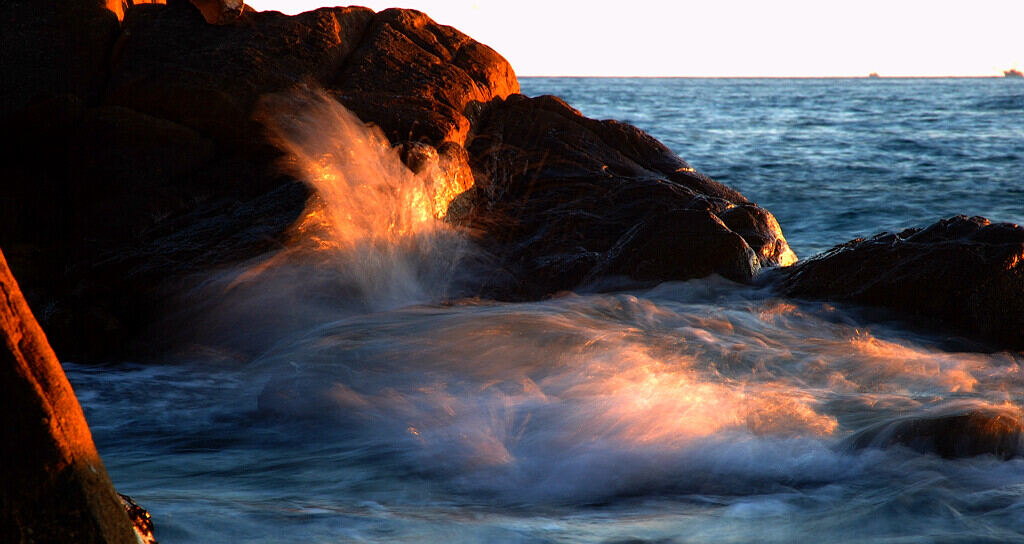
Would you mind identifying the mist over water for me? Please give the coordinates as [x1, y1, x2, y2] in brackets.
[69, 80, 1024, 543]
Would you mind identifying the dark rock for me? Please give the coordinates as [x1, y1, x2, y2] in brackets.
[600, 209, 761, 284]
[189, 0, 243, 25]
[0, 0, 119, 118]
[781, 216, 1024, 351]
[105, 3, 377, 153]
[0, 249, 137, 543]
[459, 94, 795, 298]
[847, 404, 1024, 459]
[1, 3, 517, 360]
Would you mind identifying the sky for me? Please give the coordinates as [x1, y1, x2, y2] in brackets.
[243, 0, 1024, 77]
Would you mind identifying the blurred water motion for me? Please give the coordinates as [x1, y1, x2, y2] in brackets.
[70, 79, 1024, 543]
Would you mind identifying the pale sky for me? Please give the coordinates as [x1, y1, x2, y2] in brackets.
[244, 0, 1024, 77]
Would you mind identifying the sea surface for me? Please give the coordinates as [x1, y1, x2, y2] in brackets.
[67, 78, 1024, 543]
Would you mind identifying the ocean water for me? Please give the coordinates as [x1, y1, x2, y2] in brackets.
[66, 78, 1024, 543]
[520, 78, 1024, 257]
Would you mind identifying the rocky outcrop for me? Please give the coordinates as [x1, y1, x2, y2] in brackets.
[0, 1, 518, 360]
[847, 404, 1024, 459]
[458, 94, 796, 298]
[781, 216, 1024, 351]
[1, 0, 796, 358]
[0, 249, 137, 543]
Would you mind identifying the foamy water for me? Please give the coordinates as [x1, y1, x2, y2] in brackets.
[67, 82, 1024, 543]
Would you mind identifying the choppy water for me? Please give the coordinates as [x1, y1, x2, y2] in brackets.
[67, 78, 1024, 543]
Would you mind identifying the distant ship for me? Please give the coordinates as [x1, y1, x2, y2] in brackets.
[867, 72, 881, 78]
[1005, 69, 1023, 78]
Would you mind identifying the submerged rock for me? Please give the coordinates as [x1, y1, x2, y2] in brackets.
[0, 249, 137, 543]
[847, 404, 1024, 459]
[459, 94, 796, 298]
[781, 216, 1024, 351]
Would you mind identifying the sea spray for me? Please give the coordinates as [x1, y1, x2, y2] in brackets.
[245, 279, 1024, 504]
[257, 86, 473, 308]
[180, 88, 479, 355]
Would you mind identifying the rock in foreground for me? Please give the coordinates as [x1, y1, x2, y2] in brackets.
[781, 216, 1024, 351]
[0, 248, 137, 543]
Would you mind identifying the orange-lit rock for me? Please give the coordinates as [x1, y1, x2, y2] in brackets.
[720, 204, 799, 267]
[0, 249, 137, 543]
[328, 8, 519, 146]
[782, 215, 1024, 351]
[105, 0, 167, 22]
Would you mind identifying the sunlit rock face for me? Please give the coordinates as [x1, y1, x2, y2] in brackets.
[0, 249, 137, 543]
[459, 94, 797, 298]
[324, 8, 520, 146]
[782, 215, 1024, 351]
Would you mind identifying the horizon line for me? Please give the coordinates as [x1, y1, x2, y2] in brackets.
[518, 75, 1017, 79]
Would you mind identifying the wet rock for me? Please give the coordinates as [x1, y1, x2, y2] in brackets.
[0, 249, 137, 543]
[781, 216, 1024, 351]
[848, 404, 1024, 459]
[460, 94, 795, 298]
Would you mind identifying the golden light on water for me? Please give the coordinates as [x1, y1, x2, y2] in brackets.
[561, 348, 838, 445]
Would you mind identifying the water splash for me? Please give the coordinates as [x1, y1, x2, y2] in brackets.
[174, 88, 482, 357]
[254, 87, 472, 309]
[263, 88, 444, 249]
